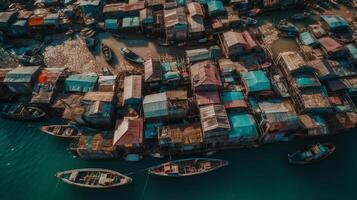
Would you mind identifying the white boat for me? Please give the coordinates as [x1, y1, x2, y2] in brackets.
[55, 168, 132, 188]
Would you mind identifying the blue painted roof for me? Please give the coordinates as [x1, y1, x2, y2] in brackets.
[207, 0, 224, 15]
[221, 91, 244, 103]
[105, 19, 118, 30]
[228, 112, 258, 139]
[299, 31, 319, 46]
[242, 70, 271, 92]
[321, 15, 349, 29]
[346, 44, 357, 60]
[293, 72, 320, 88]
[122, 16, 140, 28]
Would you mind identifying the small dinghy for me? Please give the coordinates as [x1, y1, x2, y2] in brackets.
[1, 104, 46, 120]
[101, 43, 113, 63]
[291, 12, 311, 20]
[55, 168, 132, 188]
[277, 19, 299, 34]
[148, 158, 228, 177]
[119, 48, 144, 64]
[288, 143, 335, 164]
[241, 17, 257, 25]
[40, 124, 82, 139]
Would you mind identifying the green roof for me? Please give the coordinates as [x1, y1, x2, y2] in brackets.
[105, 19, 118, 30]
[207, 0, 224, 16]
[221, 91, 244, 103]
[64, 74, 98, 92]
[321, 15, 349, 29]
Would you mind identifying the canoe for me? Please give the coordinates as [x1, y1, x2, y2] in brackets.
[277, 19, 299, 34]
[55, 168, 132, 188]
[148, 158, 228, 177]
[288, 143, 335, 164]
[241, 17, 257, 25]
[1, 104, 46, 120]
[119, 48, 144, 64]
[40, 125, 82, 139]
[101, 43, 113, 63]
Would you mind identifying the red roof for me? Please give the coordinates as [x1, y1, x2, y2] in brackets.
[195, 91, 221, 106]
[319, 37, 342, 53]
[113, 118, 143, 146]
[190, 61, 222, 89]
[242, 31, 257, 51]
[224, 100, 248, 110]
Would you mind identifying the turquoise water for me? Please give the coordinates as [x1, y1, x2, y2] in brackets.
[1, 117, 357, 200]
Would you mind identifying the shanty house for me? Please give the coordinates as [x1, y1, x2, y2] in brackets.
[241, 70, 272, 96]
[123, 75, 142, 105]
[186, 2, 205, 38]
[292, 87, 331, 113]
[308, 59, 336, 80]
[122, 16, 140, 32]
[185, 48, 210, 63]
[113, 117, 143, 149]
[97, 75, 117, 92]
[195, 91, 221, 106]
[164, 7, 188, 41]
[31, 68, 65, 104]
[64, 74, 98, 93]
[144, 59, 162, 89]
[199, 104, 230, 140]
[143, 90, 189, 120]
[207, 0, 225, 17]
[220, 30, 247, 59]
[320, 15, 349, 33]
[221, 90, 248, 110]
[0, 69, 13, 101]
[4, 66, 40, 94]
[227, 112, 259, 144]
[81, 91, 115, 128]
[158, 123, 203, 151]
[103, 2, 145, 19]
[276, 51, 314, 76]
[190, 60, 222, 92]
[105, 19, 119, 32]
[299, 31, 319, 48]
[318, 37, 346, 59]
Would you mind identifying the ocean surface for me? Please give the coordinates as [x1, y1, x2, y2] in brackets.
[1, 118, 357, 200]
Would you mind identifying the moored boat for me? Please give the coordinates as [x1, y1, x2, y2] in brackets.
[119, 47, 144, 64]
[288, 143, 335, 164]
[101, 43, 113, 63]
[40, 124, 82, 139]
[291, 12, 311, 20]
[1, 104, 46, 120]
[277, 19, 299, 34]
[148, 158, 228, 177]
[241, 17, 257, 26]
[55, 168, 132, 188]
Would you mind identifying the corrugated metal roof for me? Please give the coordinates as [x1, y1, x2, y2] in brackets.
[195, 91, 221, 106]
[143, 92, 168, 118]
[113, 117, 143, 146]
[158, 123, 203, 145]
[308, 59, 336, 80]
[187, 2, 204, 17]
[346, 44, 357, 60]
[222, 31, 247, 48]
[144, 59, 162, 82]
[319, 37, 342, 53]
[207, 0, 224, 15]
[123, 75, 142, 101]
[299, 31, 319, 46]
[321, 15, 349, 29]
[64, 74, 98, 92]
[199, 104, 230, 132]
[277, 51, 309, 73]
[164, 7, 187, 28]
[190, 60, 222, 89]
[82, 91, 114, 102]
[221, 91, 244, 103]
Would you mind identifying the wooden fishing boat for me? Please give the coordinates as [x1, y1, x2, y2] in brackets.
[291, 12, 311, 20]
[277, 19, 299, 34]
[119, 48, 144, 64]
[288, 143, 335, 164]
[148, 158, 228, 177]
[40, 125, 82, 139]
[1, 104, 46, 120]
[55, 168, 132, 188]
[101, 43, 113, 63]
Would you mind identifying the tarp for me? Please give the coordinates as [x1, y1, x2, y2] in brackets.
[221, 91, 244, 103]
[228, 112, 258, 140]
[207, 0, 224, 16]
[242, 70, 271, 92]
[105, 19, 118, 30]
[122, 16, 140, 28]
[321, 15, 349, 29]
[299, 31, 319, 47]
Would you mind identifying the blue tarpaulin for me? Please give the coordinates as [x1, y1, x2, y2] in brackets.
[242, 70, 271, 92]
[221, 91, 244, 103]
[207, 0, 225, 16]
[321, 15, 349, 30]
[228, 112, 258, 140]
[299, 31, 319, 47]
[105, 19, 118, 30]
